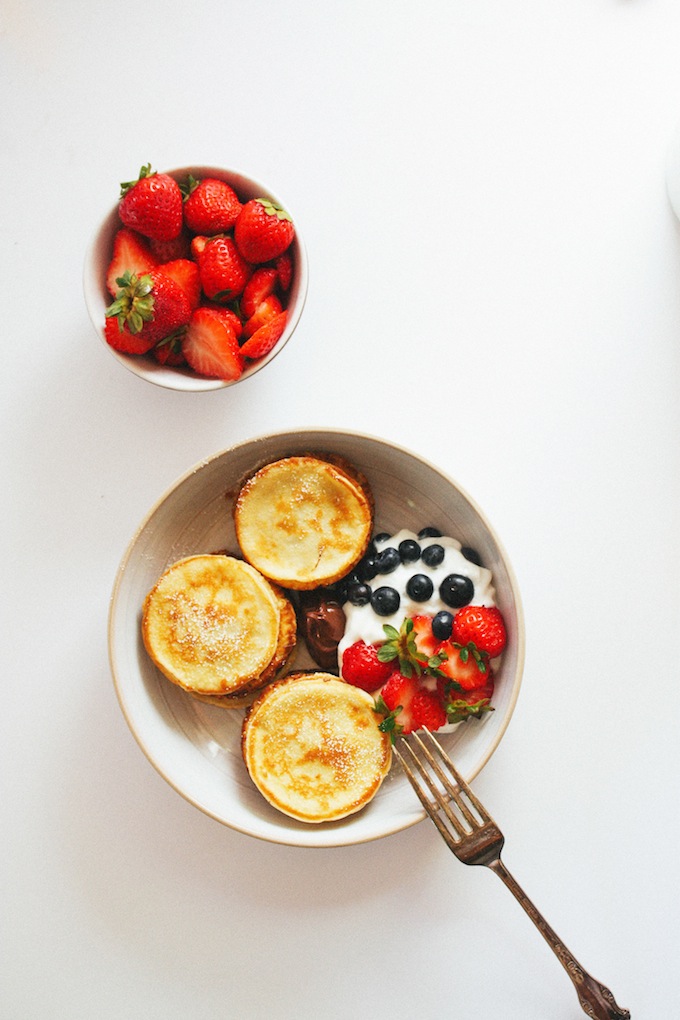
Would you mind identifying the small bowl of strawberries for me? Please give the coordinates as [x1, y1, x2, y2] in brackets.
[84, 163, 308, 391]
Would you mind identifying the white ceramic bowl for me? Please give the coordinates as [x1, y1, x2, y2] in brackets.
[83, 165, 308, 391]
[109, 429, 525, 847]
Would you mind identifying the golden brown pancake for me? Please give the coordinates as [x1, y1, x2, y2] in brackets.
[142, 554, 281, 695]
[242, 672, 392, 823]
[234, 455, 373, 590]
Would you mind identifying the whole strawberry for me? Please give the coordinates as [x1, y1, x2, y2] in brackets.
[104, 269, 191, 350]
[341, 640, 395, 692]
[182, 175, 242, 234]
[234, 198, 295, 263]
[452, 606, 507, 658]
[119, 164, 183, 242]
[191, 234, 251, 302]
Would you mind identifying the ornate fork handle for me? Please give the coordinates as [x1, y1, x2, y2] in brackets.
[489, 858, 631, 1019]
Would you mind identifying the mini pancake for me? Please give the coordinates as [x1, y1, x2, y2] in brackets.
[234, 455, 373, 590]
[242, 672, 392, 823]
[142, 554, 281, 695]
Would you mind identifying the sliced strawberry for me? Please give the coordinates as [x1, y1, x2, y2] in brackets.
[106, 228, 157, 297]
[410, 615, 439, 660]
[436, 639, 490, 691]
[153, 333, 186, 366]
[239, 311, 287, 360]
[377, 672, 420, 734]
[275, 250, 293, 291]
[182, 306, 244, 381]
[157, 259, 201, 309]
[410, 688, 448, 733]
[242, 293, 283, 338]
[340, 640, 395, 693]
[241, 267, 279, 319]
[452, 606, 507, 658]
[203, 303, 243, 340]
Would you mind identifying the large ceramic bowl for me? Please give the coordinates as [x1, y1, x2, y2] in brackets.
[109, 429, 525, 847]
[83, 165, 308, 391]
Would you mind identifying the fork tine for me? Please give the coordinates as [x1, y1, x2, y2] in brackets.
[409, 728, 487, 829]
[392, 739, 465, 853]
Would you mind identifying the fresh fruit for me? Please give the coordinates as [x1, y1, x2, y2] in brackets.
[439, 573, 474, 609]
[370, 585, 401, 617]
[341, 640, 395, 692]
[436, 639, 490, 691]
[119, 165, 183, 242]
[438, 677, 495, 724]
[182, 176, 242, 234]
[157, 259, 201, 309]
[242, 293, 283, 338]
[452, 605, 507, 658]
[234, 198, 295, 262]
[182, 306, 244, 381]
[153, 334, 185, 366]
[409, 615, 439, 659]
[275, 251, 293, 290]
[410, 689, 448, 732]
[405, 573, 434, 601]
[239, 311, 287, 360]
[191, 234, 251, 302]
[241, 267, 279, 319]
[148, 230, 192, 262]
[431, 610, 454, 641]
[376, 672, 420, 735]
[105, 269, 192, 346]
[104, 314, 156, 355]
[106, 228, 157, 296]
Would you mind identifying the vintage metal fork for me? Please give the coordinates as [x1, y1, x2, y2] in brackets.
[393, 729, 630, 1020]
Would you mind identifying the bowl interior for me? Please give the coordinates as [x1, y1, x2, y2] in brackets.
[83, 166, 308, 391]
[109, 429, 525, 847]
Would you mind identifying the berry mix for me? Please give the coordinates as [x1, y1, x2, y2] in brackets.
[332, 528, 507, 737]
[103, 164, 296, 381]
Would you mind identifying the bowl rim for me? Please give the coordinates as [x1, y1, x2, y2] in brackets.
[83, 164, 309, 392]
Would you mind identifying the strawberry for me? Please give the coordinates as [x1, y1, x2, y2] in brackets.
[239, 311, 287, 360]
[106, 228, 158, 297]
[452, 606, 507, 658]
[275, 250, 293, 291]
[182, 175, 242, 234]
[153, 334, 186, 366]
[191, 234, 251, 302]
[436, 639, 490, 691]
[376, 672, 420, 735]
[119, 164, 183, 242]
[182, 306, 244, 381]
[148, 230, 192, 262]
[242, 293, 283, 338]
[410, 615, 439, 660]
[234, 198, 295, 263]
[410, 689, 448, 733]
[341, 640, 395, 693]
[438, 677, 495, 724]
[104, 314, 156, 355]
[241, 267, 279, 319]
[105, 269, 192, 347]
[157, 259, 201, 309]
[204, 303, 243, 340]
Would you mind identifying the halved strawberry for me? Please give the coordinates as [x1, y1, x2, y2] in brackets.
[106, 228, 157, 296]
[239, 311, 287, 360]
[410, 615, 439, 660]
[153, 333, 186, 366]
[241, 267, 279, 319]
[242, 293, 283, 338]
[182, 307, 244, 381]
[376, 672, 420, 735]
[436, 639, 490, 691]
[437, 676, 495, 724]
[157, 259, 201, 309]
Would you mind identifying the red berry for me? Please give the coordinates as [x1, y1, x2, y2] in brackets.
[380, 672, 420, 734]
[436, 640, 490, 691]
[191, 234, 251, 302]
[242, 293, 283, 338]
[410, 689, 448, 733]
[106, 228, 157, 297]
[183, 176, 242, 234]
[275, 250, 293, 291]
[119, 165, 183, 242]
[104, 314, 156, 355]
[148, 230, 192, 262]
[241, 267, 279, 319]
[239, 311, 287, 360]
[437, 676, 495, 722]
[341, 641, 395, 692]
[182, 306, 244, 381]
[234, 198, 295, 263]
[157, 259, 201, 309]
[452, 606, 507, 658]
[105, 269, 191, 348]
[410, 615, 439, 660]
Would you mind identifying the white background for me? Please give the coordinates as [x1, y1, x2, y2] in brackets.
[2, 1, 679, 1017]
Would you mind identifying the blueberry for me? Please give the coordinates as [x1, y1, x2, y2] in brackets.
[405, 573, 433, 601]
[439, 573, 474, 608]
[421, 543, 445, 568]
[347, 582, 372, 606]
[418, 526, 441, 539]
[371, 586, 401, 616]
[432, 610, 454, 640]
[375, 547, 400, 574]
[461, 546, 483, 567]
[398, 539, 421, 563]
[373, 532, 391, 545]
[357, 554, 378, 581]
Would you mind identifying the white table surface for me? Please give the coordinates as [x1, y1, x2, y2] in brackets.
[2, 2, 679, 1017]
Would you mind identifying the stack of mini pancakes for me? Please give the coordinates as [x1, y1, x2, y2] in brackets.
[141, 453, 392, 823]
